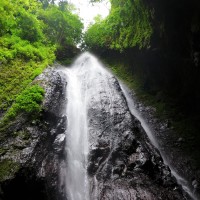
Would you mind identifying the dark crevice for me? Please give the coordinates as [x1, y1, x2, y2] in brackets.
[1, 169, 48, 200]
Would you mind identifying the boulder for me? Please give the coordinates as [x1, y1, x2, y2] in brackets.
[0, 66, 67, 200]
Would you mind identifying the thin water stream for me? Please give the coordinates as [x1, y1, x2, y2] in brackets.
[120, 83, 196, 200]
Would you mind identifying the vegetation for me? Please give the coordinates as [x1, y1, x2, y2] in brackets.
[0, 0, 199, 173]
[0, 159, 20, 181]
[3, 85, 44, 122]
[0, 0, 83, 122]
[84, 0, 152, 51]
[38, 3, 83, 59]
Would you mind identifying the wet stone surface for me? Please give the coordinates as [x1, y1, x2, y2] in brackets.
[124, 89, 200, 200]
[0, 65, 67, 200]
[78, 60, 189, 199]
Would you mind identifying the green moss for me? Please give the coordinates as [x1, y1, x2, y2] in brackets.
[0, 159, 20, 181]
[0, 59, 47, 112]
[2, 85, 44, 123]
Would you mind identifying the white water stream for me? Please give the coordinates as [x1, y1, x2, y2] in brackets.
[62, 52, 111, 200]
[63, 61, 90, 200]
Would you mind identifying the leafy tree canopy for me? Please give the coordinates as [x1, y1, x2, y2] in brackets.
[84, 0, 153, 51]
[0, 0, 83, 120]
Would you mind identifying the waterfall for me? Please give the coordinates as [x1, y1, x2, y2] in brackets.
[60, 52, 194, 200]
[62, 56, 90, 200]
[62, 52, 110, 200]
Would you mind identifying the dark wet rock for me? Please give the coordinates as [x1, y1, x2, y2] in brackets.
[192, 179, 200, 195]
[124, 89, 200, 200]
[0, 65, 67, 200]
[85, 72, 187, 199]
[131, 90, 200, 200]
[53, 134, 66, 154]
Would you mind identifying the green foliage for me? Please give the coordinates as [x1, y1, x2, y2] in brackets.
[0, 35, 55, 63]
[39, 0, 54, 9]
[84, 20, 110, 49]
[38, 5, 83, 46]
[3, 85, 44, 122]
[0, 159, 20, 181]
[15, 11, 44, 43]
[0, 59, 48, 112]
[0, 0, 55, 64]
[84, 0, 152, 51]
[0, 0, 83, 124]
[0, 0, 82, 63]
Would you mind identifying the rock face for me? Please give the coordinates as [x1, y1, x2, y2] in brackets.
[85, 70, 188, 199]
[0, 59, 191, 200]
[128, 89, 200, 200]
[0, 66, 67, 200]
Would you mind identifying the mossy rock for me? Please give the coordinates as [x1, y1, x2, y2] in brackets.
[0, 148, 7, 156]
[12, 130, 30, 140]
[0, 159, 20, 182]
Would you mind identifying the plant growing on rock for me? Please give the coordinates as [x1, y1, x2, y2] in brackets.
[2, 85, 44, 122]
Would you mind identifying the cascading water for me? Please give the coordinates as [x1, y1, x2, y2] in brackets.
[62, 52, 111, 200]
[60, 52, 194, 200]
[61, 52, 118, 200]
[63, 58, 90, 200]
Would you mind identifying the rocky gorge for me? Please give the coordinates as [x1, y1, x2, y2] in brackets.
[0, 53, 196, 200]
